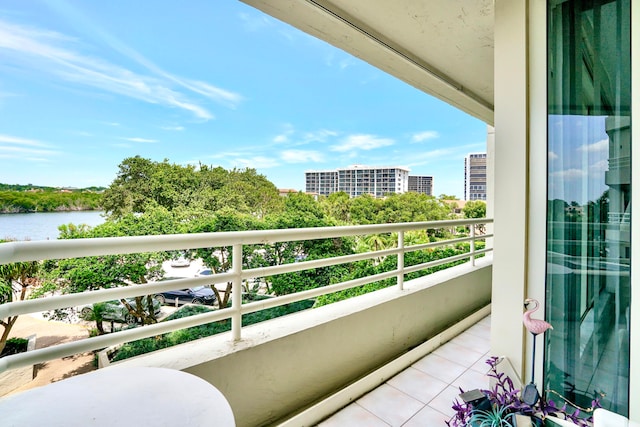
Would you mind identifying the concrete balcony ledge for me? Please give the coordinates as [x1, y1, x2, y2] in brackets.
[116, 256, 492, 427]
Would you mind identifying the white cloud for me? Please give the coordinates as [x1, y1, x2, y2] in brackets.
[0, 18, 244, 120]
[578, 139, 608, 153]
[330, 134, 394, 152]
[551, 168, 585, 179]
[0, 134, 59, 160]
[273, 134, 288, 143]
[324, 52, 354, 70]
[234, 156, 280, 169]
[589, 159, 609, 173]
[69, 130, 92, 137]
[275, 127, 338, 146]
[238, 12, 273, 32]
[281, 150, 324, 163]
[0, 144, 59, 158]
[0, 134, 49, 147]
[411, 131, 439, 143]
[548, 151, 558, 161]
[273, 123, 295, 144]
[301, 129, 338, 144]
[405, 148, 456, 167]
[121, 137, 158, 143]
[161, 126, 184, 131]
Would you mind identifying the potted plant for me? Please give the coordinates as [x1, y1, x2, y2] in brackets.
[446, 356, 601, 427]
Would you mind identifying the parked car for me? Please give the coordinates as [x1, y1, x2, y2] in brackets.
[80, 297, 161, 324]
[195, 268, 213, 276]
[154, 285, 216, 306]
[170, 256, 191, 267]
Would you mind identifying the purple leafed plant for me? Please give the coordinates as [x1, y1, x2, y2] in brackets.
[445, 356, 600, 427]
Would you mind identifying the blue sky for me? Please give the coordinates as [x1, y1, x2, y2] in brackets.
[0, 0, 486, 198]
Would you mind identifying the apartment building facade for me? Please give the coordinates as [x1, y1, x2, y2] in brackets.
[407, 175, 433, 196]
[464, 153, 487, 201]
[305, 165, 409, 198]
[304, 170, 338, 196]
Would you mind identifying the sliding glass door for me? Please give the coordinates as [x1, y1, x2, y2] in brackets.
[546, 0, 631, 416]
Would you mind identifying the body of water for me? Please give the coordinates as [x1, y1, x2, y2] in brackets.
[0, 211, 105, 241]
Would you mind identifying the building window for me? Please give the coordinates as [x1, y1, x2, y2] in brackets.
[546, 0, 630, 416]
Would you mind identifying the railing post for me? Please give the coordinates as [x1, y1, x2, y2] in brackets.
[470, 224, 476, 266]
[232, 243, 242, 341]
[397, 231, 404, 290]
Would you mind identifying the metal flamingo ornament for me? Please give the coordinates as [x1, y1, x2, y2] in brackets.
[522, 298, 553, 405]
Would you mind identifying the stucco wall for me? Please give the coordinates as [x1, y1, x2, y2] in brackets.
[117, 259, 491, 426]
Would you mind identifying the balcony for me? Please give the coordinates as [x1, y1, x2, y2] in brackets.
[0, 219, 492, 426]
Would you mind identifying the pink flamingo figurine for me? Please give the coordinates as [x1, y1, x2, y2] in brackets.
[523, 298, 553, 336]
[522, 298, 553, 405]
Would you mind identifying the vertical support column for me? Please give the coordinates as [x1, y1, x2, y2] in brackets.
[232, 243, 243, 341]
[527, 0, 548, 390]
[492, 0, 530, 380]
[397, 231, 404, 290]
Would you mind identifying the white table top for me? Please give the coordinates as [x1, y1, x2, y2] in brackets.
[0, 366, 235, 427]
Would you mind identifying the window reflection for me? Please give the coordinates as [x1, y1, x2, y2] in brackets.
[546, 0, 630, 417]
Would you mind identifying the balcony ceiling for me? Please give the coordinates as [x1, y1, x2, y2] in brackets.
[241, 0, 495, 125]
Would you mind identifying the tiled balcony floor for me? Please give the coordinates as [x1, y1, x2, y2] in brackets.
[317, 315, 492, 426]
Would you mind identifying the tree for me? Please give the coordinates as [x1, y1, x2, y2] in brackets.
[189, 209, 265, 309]
[462, 200, 487, 219]
[80, 302, 108, 335]
[45, 210, 176, 325]
[101, 157, 283, 220]
[376, 193, 450, 223]
[319, 192, 351, 223]
[0, 260, 40, 354]
[102, 156, 202, 218]
[462, 200, 487, 234]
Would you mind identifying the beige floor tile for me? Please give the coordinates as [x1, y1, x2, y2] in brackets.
[450, 330, 491, 354]
[402, 405, 451, 426]
[469, 354, 491, 374]
[464, 322, 491, 340]
[387, 367, 449, 404]
[317, 403, 390, 427]
[427, 385, 462, 417]
[357, 384, 425, 427]
[412, 353, 467, 384]
[451, 368, 489, 392]
[433, 340, 485, 368]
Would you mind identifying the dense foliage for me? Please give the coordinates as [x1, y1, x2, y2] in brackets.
[0, 189, 103, 213]
[111, 298, 315, 361]
[101, 156, 283, 219]
[0, 337, 28, 357]
[8, 156, 486, 350]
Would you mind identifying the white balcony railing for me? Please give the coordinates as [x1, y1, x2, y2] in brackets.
[0, 218, 492, 375]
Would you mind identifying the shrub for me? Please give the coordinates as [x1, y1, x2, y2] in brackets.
[111, 299, 314, 362]
[0, 337, 28, 357]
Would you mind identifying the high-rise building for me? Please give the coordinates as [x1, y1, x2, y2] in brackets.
[464, 153, 487, 201]
[305, 170, 338, 196]
[407, 175, 433, 196]
[305, 165, 409, 198]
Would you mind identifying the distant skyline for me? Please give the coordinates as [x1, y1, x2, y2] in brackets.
[0, 1, 487, 199]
